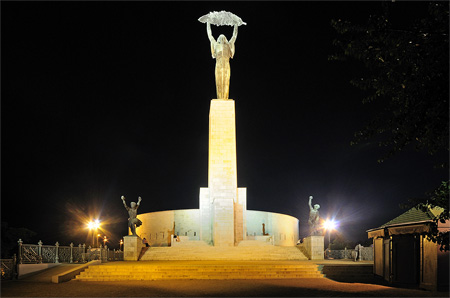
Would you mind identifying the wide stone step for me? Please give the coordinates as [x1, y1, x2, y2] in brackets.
[77, 275, 323, 281]
[83, 267, 320, 271]
[76, 262, 323, 281]
[140, 246, 308, 261]
[172, 241, 209, 247]
[81, 269, 320, 274]
[77, 273, 323, 281]
[238, 240, 273, 246]
[79, 272, 323, 277]
[82, 264, 320, 270]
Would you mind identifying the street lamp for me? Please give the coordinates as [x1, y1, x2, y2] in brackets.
[120, 239, 123, 251]
[87, 219, 100, 247]
[103, 236, 107, 247]
[323, 219, 337, 249]
[97, 234, 101, 248]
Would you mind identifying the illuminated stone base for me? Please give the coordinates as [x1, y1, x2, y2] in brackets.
[134, 99, 300, 249]
[301, 236, 324, 260]
[139, 245, 308, 261]
[76, 262, 324, 281]
[123, 235, 144, 261]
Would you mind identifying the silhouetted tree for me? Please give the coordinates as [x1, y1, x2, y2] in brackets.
[402, 181, 449, 251]
[330, 2, 449, 250]
[1, 222, 37, 258]
[329, 233, 355, 250]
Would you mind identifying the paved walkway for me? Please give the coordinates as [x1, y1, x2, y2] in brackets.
[1, 261, 448, 297]
[314, 259, 374, 265]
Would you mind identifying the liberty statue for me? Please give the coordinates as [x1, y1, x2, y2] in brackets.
[199, 11, 246, 99]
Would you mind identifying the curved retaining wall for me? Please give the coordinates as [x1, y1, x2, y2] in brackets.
[136, 209, 200, 247]
[136, 209, 299, 247]
[246, 210, 299, 246]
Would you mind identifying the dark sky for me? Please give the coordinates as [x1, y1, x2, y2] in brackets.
[2, 1, 447, 249]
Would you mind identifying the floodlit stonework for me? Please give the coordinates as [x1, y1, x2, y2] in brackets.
[131, 12, 302, 251]
[123, 235, 145, 261]
[299, 236, 325, 260]
[136, 99, 300, 248]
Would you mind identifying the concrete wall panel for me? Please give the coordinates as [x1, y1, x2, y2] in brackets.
[136, 209, 200, 247]
[246, 210, 299, 246]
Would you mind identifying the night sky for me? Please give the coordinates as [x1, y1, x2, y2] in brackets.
[2, 1, 447, 249]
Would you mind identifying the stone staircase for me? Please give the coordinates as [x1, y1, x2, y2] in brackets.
[139, 243, 308, 261]
[76, 262, 324, 281]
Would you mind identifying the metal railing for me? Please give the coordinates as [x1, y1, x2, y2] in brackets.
[326, 247, 373, 260]
[1, 256, 17, 280]
[16, 239, 123, 263]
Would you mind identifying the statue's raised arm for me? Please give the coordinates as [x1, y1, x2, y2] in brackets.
[229, 24, 238, 45]
[308, 196, 314, 211]
[229, 25, 238, 58]
[121, 195, 129, 210]
[207, 22, 216, 43]
[207, 22, 216, 58]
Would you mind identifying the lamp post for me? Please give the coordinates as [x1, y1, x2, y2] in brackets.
[97, 234, 101, 248]
[103, 236, 107, 247]
[87, 219, 101, 248]
[323, 219, 337, 249]
[120, 239, 123, 251]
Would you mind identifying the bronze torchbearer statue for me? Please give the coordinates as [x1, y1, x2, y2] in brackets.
[121, 195, 142, 236]
[308, 196, 321, 236]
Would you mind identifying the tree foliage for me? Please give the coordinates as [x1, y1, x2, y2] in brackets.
[330, 2, 449, 250]
[329, 233, 355, 250]
[330, 2, 449, 165]
[403, 181, 449, 251]
[1, 222, 37, 258]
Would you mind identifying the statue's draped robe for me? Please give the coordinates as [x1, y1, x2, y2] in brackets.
[211, 38, 234, 99]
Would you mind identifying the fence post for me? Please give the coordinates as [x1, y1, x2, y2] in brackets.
[17, 239, 23, 264]
[13, 254, 17, 279]
[78, 244, 82, 263]
[55, 242, 59, 263]
[82, 244, 86, 263]
[70, 243, 74, 263]
[38, 240, 43, 263]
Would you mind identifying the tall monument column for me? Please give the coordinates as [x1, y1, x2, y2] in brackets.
[200, 99, 246, 246]
[198, 11, 247, 246]
[209, 99, 237, 246]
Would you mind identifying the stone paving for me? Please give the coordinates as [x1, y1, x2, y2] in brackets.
[1, 261, 448, 297]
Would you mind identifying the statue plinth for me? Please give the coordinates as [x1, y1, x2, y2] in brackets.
[199, 99, 246, 247]
[300, 235, 324, 260]
[123, 235, 144, 261]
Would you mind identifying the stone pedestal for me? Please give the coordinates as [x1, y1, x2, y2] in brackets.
[302, 235, 324, 260]
[200, 99, 247, 247]
[123, 235, 144, 261]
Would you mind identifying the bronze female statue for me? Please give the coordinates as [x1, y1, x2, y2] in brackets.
[206, 22, 238, 99]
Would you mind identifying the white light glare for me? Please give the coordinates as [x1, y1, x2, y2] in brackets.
[323, 219, 337, 231]
[87, 219, 101, 229]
